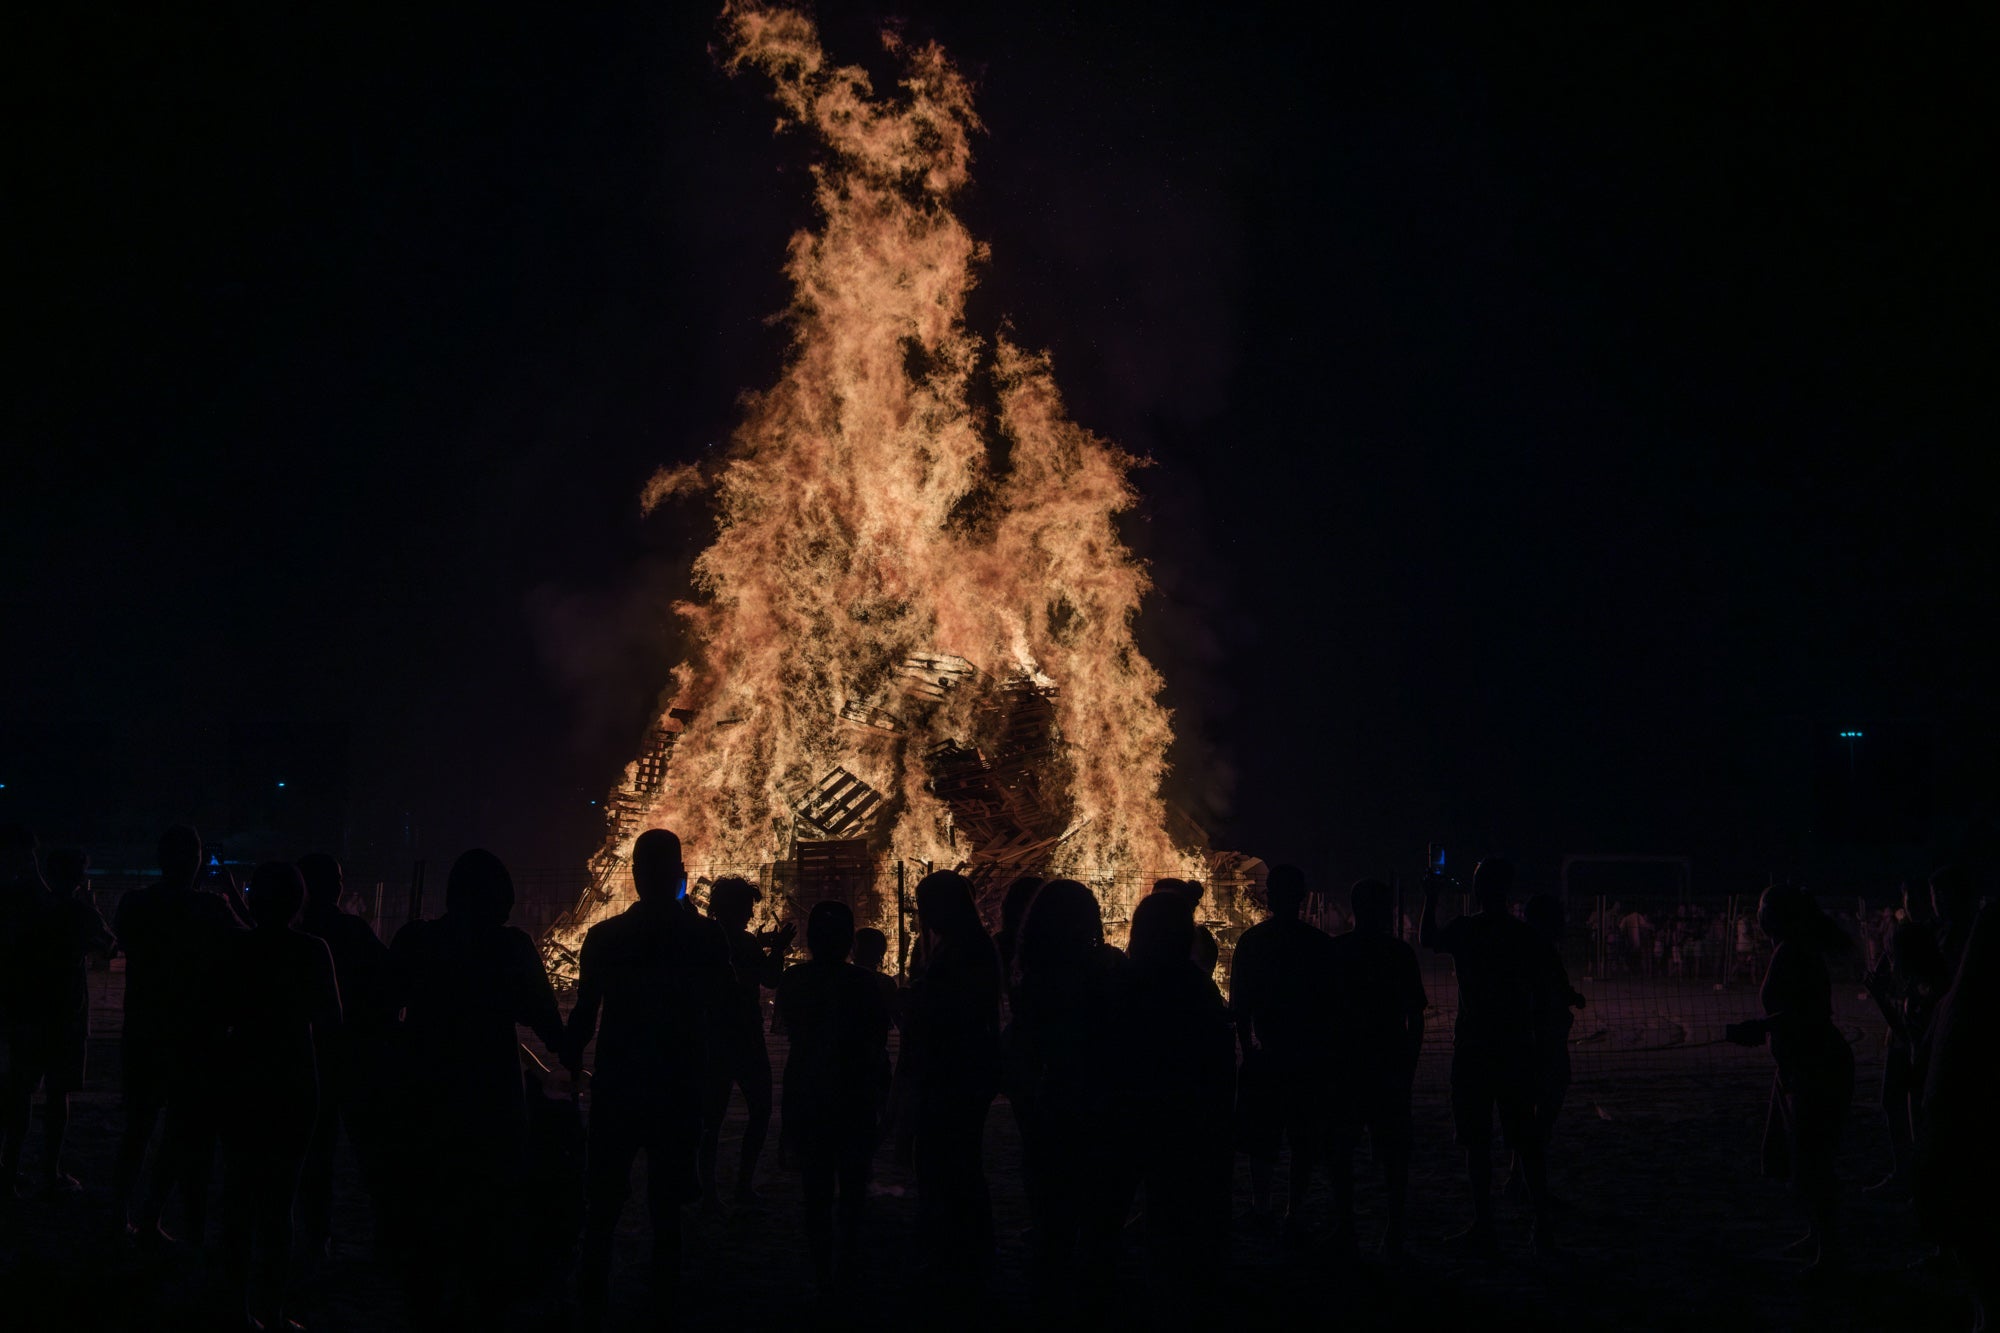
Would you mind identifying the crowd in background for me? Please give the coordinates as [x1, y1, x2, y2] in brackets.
[1, 819, 1995, 1331]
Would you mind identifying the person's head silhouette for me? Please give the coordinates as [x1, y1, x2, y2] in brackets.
[708, 876, 761, 933]
[1757, 882, 1849, 952]
[44, 846, 88, 894]
[248, 861, 307, 929]
[1351, 878, 1393, 934]
[632, 829, 685, 903]
[1265, 864, 1306, 921]
[1891, 919, 1950, 991]
[297, 852, 343, 912]
[158, 825, 202, 890]
[1017, 878, 1102, 974]
[853, 927, 889, 972]
[999, 876, 1043, 941]
[914, 870, 982, 950]
[1128, 890, 1194, 970]
[806, 899, 855, 963]
[445, 848, 514, 926]
[1472, 857, 1514, 915]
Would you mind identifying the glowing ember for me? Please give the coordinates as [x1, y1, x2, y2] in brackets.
[545, 3, 1203, 972]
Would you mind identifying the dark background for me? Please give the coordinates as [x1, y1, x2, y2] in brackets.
[5, 3, 1993, 895]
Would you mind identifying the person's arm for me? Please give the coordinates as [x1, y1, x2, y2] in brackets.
[1400, 947, 1428, 1077]
[1728, 947, 1799, 1045]
[308, 936, 343, 1044]
[385, 921, 419, 1020]
[1227, 939, 1256, 1054]
[864, 972, 892, 1050]
[216, 865, 253, 929]
[81, 898, 115, 957]
[757, 922, 796, 989]
[1418, 876, 1445, 951]
[510, 931, 567, 1061]
[110, 896, 133, 961]
[1862, 967, 1906, 1039]
[346, 920, 392, 1028]
[563, 930, 605, 1071]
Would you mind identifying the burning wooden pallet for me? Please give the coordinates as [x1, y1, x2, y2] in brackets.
[789, 766, 885, 842]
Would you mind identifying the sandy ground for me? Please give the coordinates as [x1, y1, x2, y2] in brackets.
[0, 966, 1979, 1332]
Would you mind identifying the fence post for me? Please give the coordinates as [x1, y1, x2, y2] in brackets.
[896, 860, 909, 980]
[372, 880, 385, 941]
[408, 858, 427, 929]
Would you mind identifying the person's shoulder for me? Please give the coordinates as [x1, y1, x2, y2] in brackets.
[580, 914, 619, 948]
[389, 917, 434, 953]
[332, 911, 382, 943]
[288, 926, 335, 962]
[194, 890, 238, 923]
[51, 894, 94, 928]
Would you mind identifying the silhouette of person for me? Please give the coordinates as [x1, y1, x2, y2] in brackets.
[775, 899, 892, 1292]
[1156, 876, 1220, 976]
[0, 843, 113, 1195]
[1509, 893, 1585, 1205]
[294, 851, 392, 1258]
[1931, 865, 1975, 976]
[112, 824, 243, 1244]
[1726, 883, 1856, 1272]
[1419, 856, 1564, 1257]
[697, 874, 791, 1207]
[216, 862, 342, 1331]
[852, 926, 899, 1117]
[1227, 863, 1337, 1239]
[1865, 918, 1950, 1194]
[1327, 877, 1427, 1261]
[1005, 878, 1126, 1312]
[1914, 898, 1996, 1333]
[902, 870, 1002, 1292]
[386, 847, 568, 1325]
[565, 829, 731, 1331]
[1117, 890, 1235, 1315]
[994, 875, 1044, 985]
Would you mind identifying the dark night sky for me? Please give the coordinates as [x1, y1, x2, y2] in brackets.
[5, 4, 1995, 892]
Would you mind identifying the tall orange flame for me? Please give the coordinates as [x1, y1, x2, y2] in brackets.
[550, 4, 1197, 960]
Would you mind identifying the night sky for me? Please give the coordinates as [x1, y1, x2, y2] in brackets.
[7, 4, 1994, 893]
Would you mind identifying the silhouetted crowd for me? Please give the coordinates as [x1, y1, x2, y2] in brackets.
[2, 819, 1996, 1330]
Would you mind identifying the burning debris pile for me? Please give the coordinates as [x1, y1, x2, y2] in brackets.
[542, 5, 1255, 981]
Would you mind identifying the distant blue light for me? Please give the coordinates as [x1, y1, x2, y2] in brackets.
[276, 780, 287, 789]
[1839, 731, 1864, 739]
